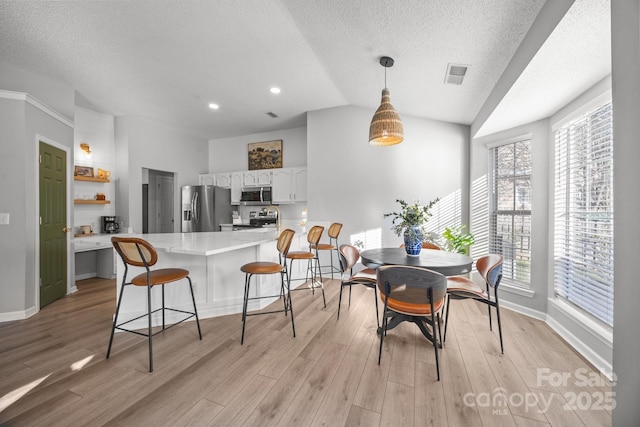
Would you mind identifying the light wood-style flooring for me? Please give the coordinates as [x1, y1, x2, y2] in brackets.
[0, 277, 612, 426]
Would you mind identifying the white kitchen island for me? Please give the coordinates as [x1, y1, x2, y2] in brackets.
[108, 226, 310, 329]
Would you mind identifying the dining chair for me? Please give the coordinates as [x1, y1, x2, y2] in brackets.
[108, 237, 202, 372]
[286, 225, 326, 307]
[337, 244, 379, 327]
[377, 265, 447, 381]
[399, 241, 442, 250]
[443, 254, 504, 353]
[240, 228, 296, 344]
[310, 222, 342, 279]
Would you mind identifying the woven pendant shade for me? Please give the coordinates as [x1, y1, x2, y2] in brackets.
[369, 88, 404, 146]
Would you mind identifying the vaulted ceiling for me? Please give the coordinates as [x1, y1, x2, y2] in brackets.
[0, 1, 610, 140]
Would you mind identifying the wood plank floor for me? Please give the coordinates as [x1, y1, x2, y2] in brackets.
[0, 277, 612, 426]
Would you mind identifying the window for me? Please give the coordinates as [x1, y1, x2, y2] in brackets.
[554, 101, 613, 326]
[489, 139, 532, 285]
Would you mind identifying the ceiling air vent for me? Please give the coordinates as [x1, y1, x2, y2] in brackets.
[266, 112, 278, 118]
[445, 63, 469, 85]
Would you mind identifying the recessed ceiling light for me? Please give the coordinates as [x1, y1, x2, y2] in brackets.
[208, 103, 219, 110]
[270, 87, 281, 94]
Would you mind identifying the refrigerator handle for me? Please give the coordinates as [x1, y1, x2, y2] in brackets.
[260, 187, 264, 204]
[192, 191, 199, 224]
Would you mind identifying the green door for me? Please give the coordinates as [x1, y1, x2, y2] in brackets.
[39, 141, 68, 308]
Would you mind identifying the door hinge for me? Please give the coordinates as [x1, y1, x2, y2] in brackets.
[39, 154, 42, 163]
[39, 216, 42, 225]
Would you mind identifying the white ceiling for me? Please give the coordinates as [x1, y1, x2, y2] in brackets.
[0, 0, 607, 141]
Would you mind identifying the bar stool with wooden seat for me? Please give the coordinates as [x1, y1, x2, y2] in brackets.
[310, 222, 342, 279]
[286, 225, 326, 308]
[107, 237, 202, 372]
[240, 228, 296, 344]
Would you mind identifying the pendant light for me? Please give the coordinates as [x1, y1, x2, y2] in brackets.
[369, 56, 404, 146]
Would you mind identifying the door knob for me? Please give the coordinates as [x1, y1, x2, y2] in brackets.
[62, 227, 72, 233]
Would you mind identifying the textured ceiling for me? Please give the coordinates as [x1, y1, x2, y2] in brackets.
[476, 0, 611, 138]
[0, 0, 548, 139]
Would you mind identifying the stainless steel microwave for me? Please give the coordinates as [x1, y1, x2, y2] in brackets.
[240, 187, 272, 205]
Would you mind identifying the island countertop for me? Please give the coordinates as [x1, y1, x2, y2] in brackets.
[73, 224, 309, 256]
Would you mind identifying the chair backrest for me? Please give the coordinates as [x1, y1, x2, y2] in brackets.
[399, 242, 441, 250]
[277, 229, 295, 257]
[376, 265, 447, 306]
[111, 237, 158, 268]
[476, 254, 503, 288]
[421, 242, 441, 250]
[328, 223, 343, 239]
[306, 225, 325, 246]
[338, 244, 360, 273]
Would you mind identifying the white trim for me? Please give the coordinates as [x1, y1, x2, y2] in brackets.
[546, 298, 613, 380]
[500, 299, 546, 321]
[0, 306, 38, 322]
[500, 281, 536, 298]
[0, 90, 74, 129]
[500, 298, 613, 381]
[36, 135, 73, 314]
[484, 132, 532, 149]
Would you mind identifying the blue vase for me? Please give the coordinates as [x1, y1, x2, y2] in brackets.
[403, 226, 422, 256]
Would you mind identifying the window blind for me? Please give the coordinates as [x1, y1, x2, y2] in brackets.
[489, 140, 532, 285]
[554, 102, 614, 326]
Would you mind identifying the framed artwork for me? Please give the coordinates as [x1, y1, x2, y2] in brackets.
[74, 165, 94, 177]
[248, 140, 283, 170]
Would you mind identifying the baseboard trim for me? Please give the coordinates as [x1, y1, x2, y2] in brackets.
[0, 305, 38, 322]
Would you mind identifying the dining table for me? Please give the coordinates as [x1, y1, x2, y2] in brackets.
[360, 247, 473, 277]
[359, 247, 473, 340]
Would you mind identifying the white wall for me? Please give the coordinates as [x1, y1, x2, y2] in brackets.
[307, 105, 469, 250]
[0, 96, 74, 318]
[611, 1, 640, 424]
[73, 107, 116, 234]
[114, 116, 209, 234]
[209, 126, 307, 172]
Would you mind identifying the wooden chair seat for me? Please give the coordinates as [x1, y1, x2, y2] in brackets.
[446, 275, 489, 299]
[310, 243, 334, 251]
[380, 293, 445, 316]
[131, 268, 190, 286]
[241, 261, 285, 275]
[286, 250, 316, 260]
[352, 268, 377, 282]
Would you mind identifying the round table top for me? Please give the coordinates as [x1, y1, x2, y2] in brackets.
[360, 248, 473, 277]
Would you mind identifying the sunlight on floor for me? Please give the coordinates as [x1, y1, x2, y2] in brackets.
[70, 355, 94, 371]
[0, 374, 50, 413]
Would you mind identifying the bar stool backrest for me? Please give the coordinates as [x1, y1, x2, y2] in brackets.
[307, 225, 324, 246]
[112, 237, 158, 268]
[277, 229, 296, 257]
[328, 223, 342, 239]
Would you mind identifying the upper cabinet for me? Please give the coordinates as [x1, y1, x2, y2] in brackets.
[215, 173, 231, 188]
[243, 170, 272, 187]
[272, 167, 307, 204]
[198, 173, 216, 186]
[230, 172, 243, 205]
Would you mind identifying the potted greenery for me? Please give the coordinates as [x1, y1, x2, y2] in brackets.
[383, 198, 439, 256]
[442, 224, 475, 254]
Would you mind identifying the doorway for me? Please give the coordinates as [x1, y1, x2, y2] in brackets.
[142, 168, 175, 233]
[39, 141, 68, 308]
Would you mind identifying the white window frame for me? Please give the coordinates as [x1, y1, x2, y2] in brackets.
[552, 92, 614, 328]
[487, 134, 533, 290]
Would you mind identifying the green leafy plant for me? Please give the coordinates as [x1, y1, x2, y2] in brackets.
[442, 224, 475, 254]
[383, 198, 439, 242]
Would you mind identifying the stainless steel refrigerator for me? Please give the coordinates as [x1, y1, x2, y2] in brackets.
[181, 186, 232, 232]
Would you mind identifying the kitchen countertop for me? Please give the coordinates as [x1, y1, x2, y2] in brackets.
[72, 224, 309, 256]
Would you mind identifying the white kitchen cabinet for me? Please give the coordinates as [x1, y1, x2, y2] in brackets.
[198, 174, 216, 186]
[292, 167, 307, 202]
[243, 171, 258, 187]
[215, 173, 231, 188]
[230, 172, 242, 205]
[272, 167, 307, 203]
[243, 170, 272, 187]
